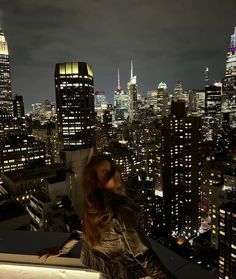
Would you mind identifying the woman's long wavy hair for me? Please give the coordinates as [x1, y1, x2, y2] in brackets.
[82, 154, 119, 247]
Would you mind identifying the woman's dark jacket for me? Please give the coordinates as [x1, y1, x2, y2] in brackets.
[60, 189, 174, 279]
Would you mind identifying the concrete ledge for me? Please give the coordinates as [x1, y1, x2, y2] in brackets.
[0, 230, 216, 279]
[149, 239, 217, 279]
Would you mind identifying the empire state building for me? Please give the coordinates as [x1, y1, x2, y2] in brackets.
[0, 30, 13, 115]
[223, 27, 236, 126]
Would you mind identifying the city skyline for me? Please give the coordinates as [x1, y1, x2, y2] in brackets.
[0, 0, 235, 111]
[0, 2, 235, 277]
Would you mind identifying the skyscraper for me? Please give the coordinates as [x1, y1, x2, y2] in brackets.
[147, 90, 158, 112]
[218, 202, 236, 279]
[13, 95, 25, 119]
[114, 68, 129, 121]
[204, 83, 222, 141]
[55, 62, 96, 151]
[222, 26, 236, 126]
[94, 91, 107, 120]
[174, 81, 184, 101]
[210, 170, 236, 250]
[205, 83, 222, 117]
[157, 82, 169, 117]
[95, 91, 107, 108]
[195, 90, 205, 116]
[0, 30, 13, 115]
[55, 62, 96, 216]
[127, 60, 138, 122]
[204, 67, 209, 87]
[162, 100, 202, 239]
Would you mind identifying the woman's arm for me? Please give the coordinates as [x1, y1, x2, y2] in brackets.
[59, 230, 82, 254]
[38, 230, 82, 259]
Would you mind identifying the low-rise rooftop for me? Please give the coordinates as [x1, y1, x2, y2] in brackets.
[0, 195, 28, 222]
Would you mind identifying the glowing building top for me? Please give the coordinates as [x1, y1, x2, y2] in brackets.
[129, 60, 137, 85]
[0, 30, 9, 56]
[55, 61, 95, 151]
[158, 82, 167, 90]
[0, 29, 13, 115]
[225, 27, 236, 78]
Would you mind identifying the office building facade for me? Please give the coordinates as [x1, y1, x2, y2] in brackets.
[55, 62, 96, 151]
[162, 100, 202, 239]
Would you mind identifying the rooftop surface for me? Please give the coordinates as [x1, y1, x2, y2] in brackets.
[32, 191, 51, 203]
[0, 196, 28, 222]
[0, 230, 217, 279]
[2, 164, 63, 182]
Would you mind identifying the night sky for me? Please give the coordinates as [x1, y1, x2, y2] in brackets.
[0, 0, 235, 112]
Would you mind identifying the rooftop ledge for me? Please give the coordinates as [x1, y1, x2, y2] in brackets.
[0, 230, 216, 279]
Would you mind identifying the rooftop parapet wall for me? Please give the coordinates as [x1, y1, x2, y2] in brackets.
[0, 230, 217, 279]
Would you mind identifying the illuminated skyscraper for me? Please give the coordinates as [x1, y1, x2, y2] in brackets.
[222, 27, 236, 126]
[157, 82, 169, 117]
[94, 91, 107, 120]
[114, 68, 129, 121]
[204, 83, 222, 141]
[95, 91, 107, 108]
[147, 90, 158, 112]
[174, 81, 184, 101]
[13, 95, 25, 119]
[55, 62, 96, 151]
[55, 62, 95, 216]
[218, 202, 236, 279]
[0, 30, 13, 115]
[205, 83, 222, 117]
[162, 100, 202, 239]
[210, 170, 236, 250]
[204, 67, 209, 87]
[127, 60, 138, 122]
[195, 90, 205, 116]
[147, 82, 168, 117]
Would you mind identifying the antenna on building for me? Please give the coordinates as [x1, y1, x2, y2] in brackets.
[117, 68, 121, 90]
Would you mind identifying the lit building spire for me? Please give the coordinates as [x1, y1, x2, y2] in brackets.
[117, 68, 121, 91]
[130, 60, 133, 79]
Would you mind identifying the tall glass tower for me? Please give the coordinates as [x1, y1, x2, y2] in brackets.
[222, 27, 236, 127]
[55, 62, 96, 151]
[127, 60, 138, 123]
[0, 30, 13, 115]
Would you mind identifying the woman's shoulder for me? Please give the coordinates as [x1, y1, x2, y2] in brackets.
[96, 188, 138, 218]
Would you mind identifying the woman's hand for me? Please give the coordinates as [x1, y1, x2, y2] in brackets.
[38, 247, 62, 261]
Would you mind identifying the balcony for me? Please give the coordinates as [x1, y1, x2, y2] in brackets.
[0, 230, 217, 279]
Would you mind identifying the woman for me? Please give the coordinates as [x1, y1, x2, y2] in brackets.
[39, 154, 174, 279]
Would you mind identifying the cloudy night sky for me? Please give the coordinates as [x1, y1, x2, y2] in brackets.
[0, 0, 235, 112]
